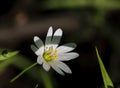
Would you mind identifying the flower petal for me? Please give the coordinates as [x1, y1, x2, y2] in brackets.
[51, 28, 63, 49]
[49, 61, 65, 75]
[35, 46, 44, 56]
[54, 61, 72, 74]
[34, 36, 44, 48]
[45, 27, 53, 50]
[31, 44, 38, 52]
[57, 43, 76, 54]
[57, 52, 79, 61]
[45, 27, 53, 44]
[43, 62, 50, 71]
[37, 55, 43, 65]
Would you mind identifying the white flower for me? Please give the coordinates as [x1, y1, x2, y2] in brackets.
[31, 26, 79, 75]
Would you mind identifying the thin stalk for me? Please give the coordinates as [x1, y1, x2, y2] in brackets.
[10, 62, 37, 83]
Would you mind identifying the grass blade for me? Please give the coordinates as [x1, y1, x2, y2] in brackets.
[95, 47, 114, 88]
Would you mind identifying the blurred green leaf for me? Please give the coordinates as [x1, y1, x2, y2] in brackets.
[42, 0, 120, 10]
[35, 83, 39, 88]
[95, 47, 114, 88]
[0, 50, 19, 61]
[40, 70, 53, 88]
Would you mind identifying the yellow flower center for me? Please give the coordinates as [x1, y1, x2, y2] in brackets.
[43, 47, 58, 62]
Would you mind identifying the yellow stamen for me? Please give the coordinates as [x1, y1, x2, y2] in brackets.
[43, 47, 58, 62]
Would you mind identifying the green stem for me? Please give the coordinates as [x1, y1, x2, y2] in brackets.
[10, 62, 38, 83]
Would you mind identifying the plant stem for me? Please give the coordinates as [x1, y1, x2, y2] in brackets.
[10, 62, 38, 83]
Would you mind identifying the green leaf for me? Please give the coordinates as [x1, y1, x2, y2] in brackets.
[95, 47, 114, 88]
[0, 50, 19, 61]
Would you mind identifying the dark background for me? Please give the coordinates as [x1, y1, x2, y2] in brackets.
[0, 0, 120, 88]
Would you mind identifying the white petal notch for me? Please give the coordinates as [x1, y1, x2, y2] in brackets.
[31, 26, 79, 75]
[55, 61, 72, 74]
[49, 61, 65, 75]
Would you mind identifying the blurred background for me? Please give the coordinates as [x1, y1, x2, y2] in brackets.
[0, 0, 120, 88]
